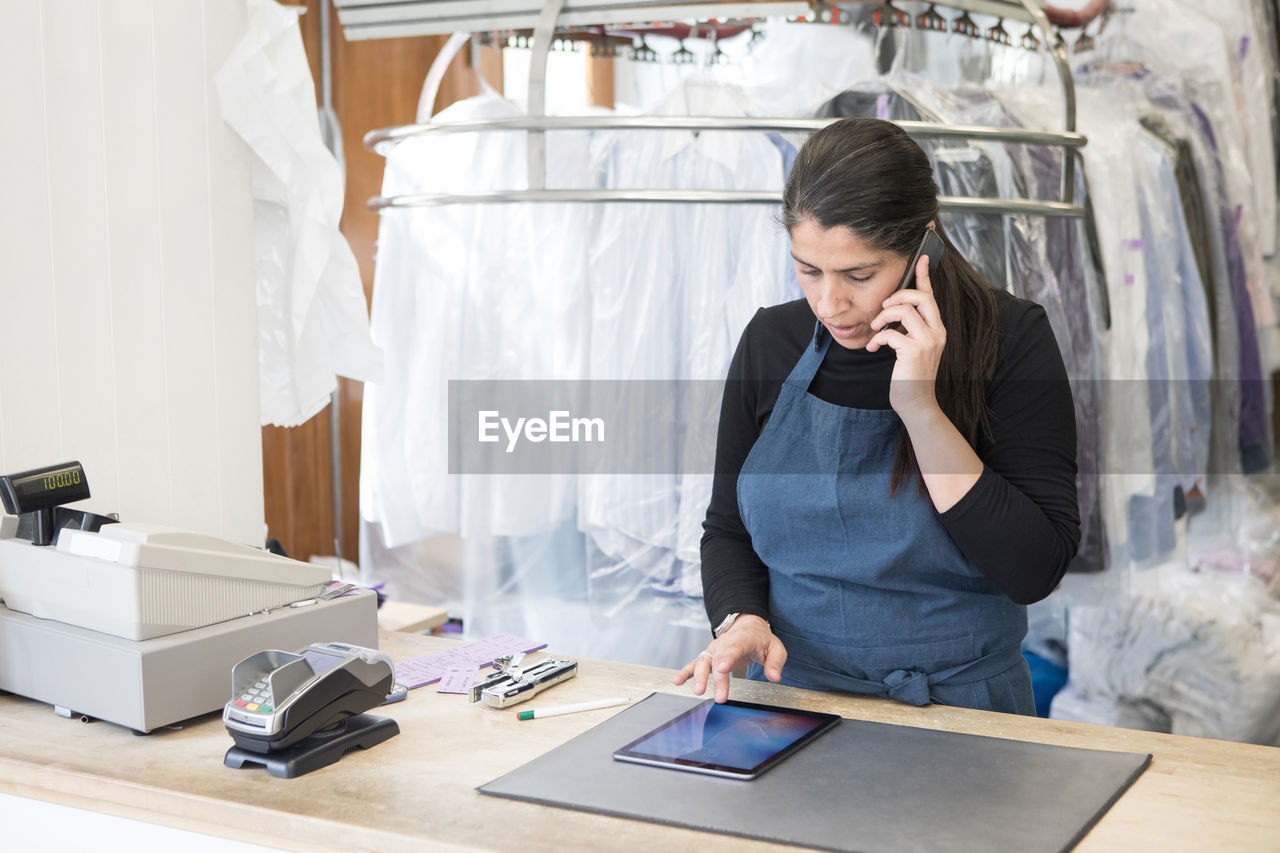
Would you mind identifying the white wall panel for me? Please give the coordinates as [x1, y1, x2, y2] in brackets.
[0, 0, 63, 472]
[0, 0, 263, 545]
[153, 0, 225, 536]
[43, 0, 122, 519]
[203, 0, 265, 545]
[99, 0, 173, 526]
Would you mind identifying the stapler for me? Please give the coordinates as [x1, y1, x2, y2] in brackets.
[469, 652, 578, 708]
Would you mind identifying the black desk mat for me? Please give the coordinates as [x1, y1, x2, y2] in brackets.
[479, 692, 1151, 853]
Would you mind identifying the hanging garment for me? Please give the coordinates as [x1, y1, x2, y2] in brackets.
[899, 78, 1111, 574]
[581, 78, 795, 603]
[1187, 103, 1272, 473]
[1040, 1, 1280, 481]
[1207, 0, 1278, 257]
[1123, 126, 1213, 561]
[1023, 150, 1111, 573]
[360, 78, 799, 667]
[737, 325, 1033, 714]
[214, 0, 382, 426]
[1139, 89, 1244, 490]
[1002, 83, 1160, 567]
[361, 90, 593, 552]
[1094, 0, 1277, 319]
[1265, 0, 1280, 189]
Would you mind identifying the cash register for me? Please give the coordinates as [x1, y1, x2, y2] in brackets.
[0, 461, 379, 733]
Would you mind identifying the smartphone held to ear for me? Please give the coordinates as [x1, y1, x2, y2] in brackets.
[897, 228, 945, 291]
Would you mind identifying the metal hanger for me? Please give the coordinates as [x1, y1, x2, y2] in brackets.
[918, 4, 948, 33]
[951, 11, 981, 39]
[987, 18, 1012, 47]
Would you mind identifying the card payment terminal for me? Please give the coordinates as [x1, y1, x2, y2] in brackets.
[223, 642, 398, 754]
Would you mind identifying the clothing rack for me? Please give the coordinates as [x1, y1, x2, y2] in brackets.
[365, 115, 1086, 151]
[357, 0, 1087, 217]
[335, 1, 812, 40]
[333, 0, 1066, 40]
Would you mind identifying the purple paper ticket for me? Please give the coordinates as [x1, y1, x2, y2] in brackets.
[394, 632, 548, 690]
[436, 666, 479, 694]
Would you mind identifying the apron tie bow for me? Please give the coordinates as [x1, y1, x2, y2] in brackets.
[883, 669, 932, 706]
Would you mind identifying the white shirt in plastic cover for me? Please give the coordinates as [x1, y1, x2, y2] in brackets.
[580, 78, 795, 600]
[360, 88, 595, 549]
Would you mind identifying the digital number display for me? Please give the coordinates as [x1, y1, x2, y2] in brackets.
[37, 470, 81, 492]
[0, 461, 91, 515]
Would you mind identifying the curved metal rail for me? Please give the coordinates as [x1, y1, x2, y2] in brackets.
[368, 189, 1086, 217]
[365, 115, 1087, 153]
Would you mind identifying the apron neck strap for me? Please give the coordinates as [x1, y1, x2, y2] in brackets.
[784, 321, 832, 389]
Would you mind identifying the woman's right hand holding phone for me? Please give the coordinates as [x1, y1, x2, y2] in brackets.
[672, 615, 787, 703]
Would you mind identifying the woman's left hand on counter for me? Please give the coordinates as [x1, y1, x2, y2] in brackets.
[866, 254, 946, 419]
[672, 615, 785, 703]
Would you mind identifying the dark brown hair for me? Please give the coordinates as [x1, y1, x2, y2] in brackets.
[781, 117, 1001, 494]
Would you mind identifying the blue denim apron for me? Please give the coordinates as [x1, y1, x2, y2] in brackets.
[737, 324, 1034, 714]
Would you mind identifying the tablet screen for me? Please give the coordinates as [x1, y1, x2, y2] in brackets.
[612, 699, 840, 780]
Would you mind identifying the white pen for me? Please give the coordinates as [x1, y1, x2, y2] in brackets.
[516, 697, 630, 720]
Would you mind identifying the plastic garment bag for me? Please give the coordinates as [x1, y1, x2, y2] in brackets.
[1098, 0, 1275, 331]
[1128, 126, 1213, 561]
[1184, 100, 1273, 474]
[729, 19, 880, 116]
[214, 0, 381, 427]
[359, 90, 594, 610]
[580, 78, 796, 638]
[1051, 561, 1280, 746]
[1002, 85, 1154, 570]
[887, 76, 1111, 575]
[1140, 91, 1245, 491]
[1179, 0, 1278, 258]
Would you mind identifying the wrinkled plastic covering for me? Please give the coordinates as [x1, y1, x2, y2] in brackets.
[1050, 559, 1280, 745]
[999, 78, 1224, 576]
[578, 80, 795, 647]
[1093, 0, 1277, 327]
[360, 90, 590, 546]
[727, 18, 879, 114]
[1117, 0, 1278, 259]
[214, 0, 382, 427]
[888, 77, 1111, 575]
[996, 4, 1280, 739]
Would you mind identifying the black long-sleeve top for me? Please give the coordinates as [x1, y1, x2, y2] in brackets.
[701, 293, 1080, 631]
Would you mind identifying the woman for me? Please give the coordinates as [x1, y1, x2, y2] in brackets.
[674, 118, 1080, 715]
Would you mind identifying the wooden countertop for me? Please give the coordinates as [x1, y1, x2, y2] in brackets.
[375, 600, 449, 635]
[1, 630, 1276, 852]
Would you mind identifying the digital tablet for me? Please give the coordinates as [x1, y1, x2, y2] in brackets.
[612, 698, 841, 780]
